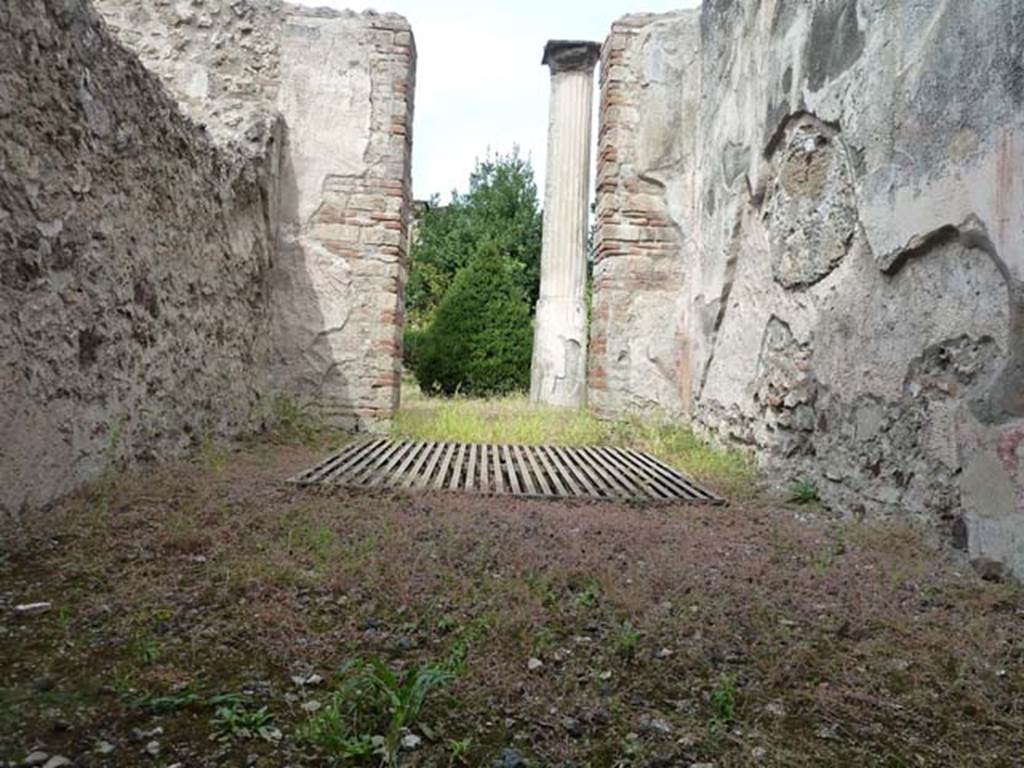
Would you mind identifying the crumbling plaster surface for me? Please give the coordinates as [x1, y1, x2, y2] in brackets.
[593, 0, 1024, 577]
[0, 0, 277, 517]
[271, 10, 414, 428]
[91, 0, 284, 151]
[590, 12, 700, 416]
[95, 0, 416, 428]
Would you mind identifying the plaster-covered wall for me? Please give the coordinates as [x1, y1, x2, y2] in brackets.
[0, 0, 277, 516]
[271, 9, 414, 427]
[96, 0, 417, 428]
[593, 0, 1024, 578]
[591, 12, 699, 416]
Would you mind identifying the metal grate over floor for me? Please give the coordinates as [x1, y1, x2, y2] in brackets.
[291, 440, 722, 504]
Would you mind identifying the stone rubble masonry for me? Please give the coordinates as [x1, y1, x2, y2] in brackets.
[1, 0, 278, 517]
[91, 0, 286, 151]
[1, 0, 415, 518]
[593, 1, 1024, 579]
[93, 0, 417, 429]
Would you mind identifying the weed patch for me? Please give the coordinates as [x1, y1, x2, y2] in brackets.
[303, 658, 453, 767]
[212, 699, 279, 743]
[789, 479, 820, 504]
[613, 620, 641, 661]
[709, 673, 738, 730]
[258, 394, 342, 448]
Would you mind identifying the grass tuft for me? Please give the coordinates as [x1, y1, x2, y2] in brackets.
[789, 479, 821, 505]
[709, 673, 738, 730]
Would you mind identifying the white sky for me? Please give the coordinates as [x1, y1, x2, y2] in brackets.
[292, 0, 701, 200]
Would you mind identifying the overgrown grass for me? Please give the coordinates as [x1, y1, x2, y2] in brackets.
[394, 380, 758, 497]
[395, 382, 608, 445]
[259, 393, 345, 448]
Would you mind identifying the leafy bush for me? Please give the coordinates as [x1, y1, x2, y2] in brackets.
[405, 149, 542, 325]
[402, 325, 426, 371]
[414, 246, 533, 396]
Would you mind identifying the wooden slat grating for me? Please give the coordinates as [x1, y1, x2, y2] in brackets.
[291, 440, 722, 504]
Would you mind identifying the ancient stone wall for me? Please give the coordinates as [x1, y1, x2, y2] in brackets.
[95, 0, 417, 428]
[92, 0, 284, 150]
[0, 0, 277, 516]
[2, 0, 415, 516]
[594, 0, 1024, 578]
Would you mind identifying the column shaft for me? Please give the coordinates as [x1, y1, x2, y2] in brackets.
[530, 41, 600, 407]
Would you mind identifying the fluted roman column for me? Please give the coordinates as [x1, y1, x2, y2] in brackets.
[530, 40, 601, 408]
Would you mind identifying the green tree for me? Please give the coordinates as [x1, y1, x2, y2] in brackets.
[405, 148, 542, 326]
[414, 244, 533, 396]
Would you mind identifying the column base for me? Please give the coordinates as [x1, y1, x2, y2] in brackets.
[530, 297, 588, 408]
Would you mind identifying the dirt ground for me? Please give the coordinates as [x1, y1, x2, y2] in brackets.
[2, 439, 1022, 767]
